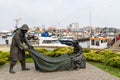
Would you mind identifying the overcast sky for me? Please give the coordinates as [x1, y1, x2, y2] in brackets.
[0, 0, 120, 30]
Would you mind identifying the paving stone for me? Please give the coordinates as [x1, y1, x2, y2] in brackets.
[0, 63, 119, 80]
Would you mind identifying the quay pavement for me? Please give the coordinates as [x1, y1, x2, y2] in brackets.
[0, 63, 119, 80]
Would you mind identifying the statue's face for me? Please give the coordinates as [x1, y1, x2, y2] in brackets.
[72, 40, 78, 45]
[22, 30, 28, 34]
[72, 43, 77, 47]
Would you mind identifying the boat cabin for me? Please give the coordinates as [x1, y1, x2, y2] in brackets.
[90, 37, 108, 49]
[59, 35, 74, 46]
[38, 37, 68, 47]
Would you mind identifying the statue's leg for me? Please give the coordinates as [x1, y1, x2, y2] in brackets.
[20, 61, 30, 70]
[9, 61, 17, 74]
[71, 60, 77, 70]
[80, 57, 86, 68]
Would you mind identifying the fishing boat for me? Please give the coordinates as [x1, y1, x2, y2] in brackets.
[89, 37, 109, 49]
[59, 35, 74, 46]
[32, 37, 68, 48]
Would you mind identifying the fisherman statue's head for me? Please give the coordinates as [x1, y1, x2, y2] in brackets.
[72, 40, 79, 46]
[20, 24, 29, 34]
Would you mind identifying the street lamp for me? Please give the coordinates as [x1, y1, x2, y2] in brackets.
[14, 18, 22, 29]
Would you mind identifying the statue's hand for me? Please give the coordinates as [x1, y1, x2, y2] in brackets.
[29, 46, 34, 49]
[25, 48, 29, 51]
[70, 56, 75, 59]
[68, 52, 71, 55]
[24, 46, 29, 51]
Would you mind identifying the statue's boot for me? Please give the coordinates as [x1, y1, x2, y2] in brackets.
[20, 61, 30, 71]
[9, 62, 16, 74]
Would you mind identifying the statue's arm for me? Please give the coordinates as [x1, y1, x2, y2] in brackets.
[15, 34, 26, 50]
[24, 36, 32, 47]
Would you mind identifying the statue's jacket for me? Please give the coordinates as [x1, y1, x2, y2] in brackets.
[10, 29, 30, 61]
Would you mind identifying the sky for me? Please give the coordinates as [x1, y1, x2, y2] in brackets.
[0, 0, 120, 30]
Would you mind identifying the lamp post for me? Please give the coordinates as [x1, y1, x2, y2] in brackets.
[14, 18, 21, 29]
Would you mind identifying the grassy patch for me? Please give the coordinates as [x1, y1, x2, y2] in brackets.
[89, 62, 120, 78]
[26, 58, 34, 63]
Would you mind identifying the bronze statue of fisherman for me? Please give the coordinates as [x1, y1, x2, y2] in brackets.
[9, 24, 33, 74]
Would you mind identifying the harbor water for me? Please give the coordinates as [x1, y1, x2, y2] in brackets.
[0, 36, 12, 44]
[0, 36, 6, 44]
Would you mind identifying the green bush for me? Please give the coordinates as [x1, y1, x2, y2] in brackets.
[0, 52, 10, 58]
[84, 49, 120, 68]
[35, 48, 54, 57]
[0, 51, 10, 65]
[0, 51, 10, 60]
[34, 47, 73, 57]
[84, 51, 105, 63]
[35, 48, 48, 55]
[45, 51, 55, 57]
[107, 56, 120, 68]
[53, 47, 73, 53]
[99, 49, 119, 59]
[1, 47, 120, 69]
[0, 59, 6, 65]
[99, 49, 120, 64]
[83, 49, 90, 53]
[0, 51, 3, 54]
[53, 47, 73, 57]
